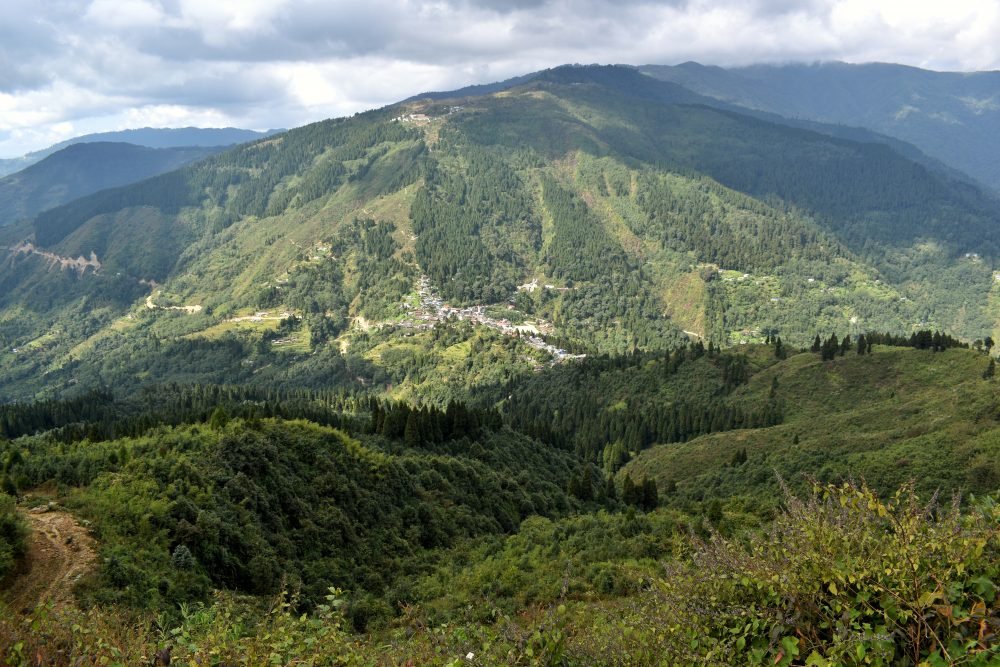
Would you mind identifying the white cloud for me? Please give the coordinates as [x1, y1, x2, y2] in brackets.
[2, 0, 1000, 156]
[84, 0, 169, 28]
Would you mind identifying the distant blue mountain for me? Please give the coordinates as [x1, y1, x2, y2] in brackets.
[641, 61, 1000, 191]
[0, 127, 283, 178]
[0, 142, 223, 226]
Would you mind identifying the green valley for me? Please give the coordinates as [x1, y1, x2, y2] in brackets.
[1, 63, 999, 665]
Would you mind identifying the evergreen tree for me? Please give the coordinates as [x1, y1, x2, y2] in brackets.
[821, 333, 839, 361]
[604, 474, 617, 501]
[641, 477, 658, 510]
[811, 334, 821, 353]
[209, 407, 229, 430]
[856, 333, 867, 355]
[622, 474, 638, 506]
[577, 468, 594, 502]
[706, 498, 723, 526]
[403, 411, 421, 447]
[1, 475, 16, 499]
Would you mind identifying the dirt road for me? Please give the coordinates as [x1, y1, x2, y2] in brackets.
[1, 508, 97, 613]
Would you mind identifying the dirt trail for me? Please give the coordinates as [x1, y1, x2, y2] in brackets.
[2, 508, 97, 613]
[145, 290, 203, 314]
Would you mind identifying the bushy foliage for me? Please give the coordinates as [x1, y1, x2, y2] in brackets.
[603, 482, 1000, 665]
[0, 493, 28, 580]
[0, 589, 364, 666]
[4, 415, 577, 627]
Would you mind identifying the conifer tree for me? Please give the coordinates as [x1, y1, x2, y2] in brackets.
[604, 474, 617, 501]
[622, 474, 638, 506]
[641, 477, 658, 510]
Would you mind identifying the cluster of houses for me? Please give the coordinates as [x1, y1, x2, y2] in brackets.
[398, 276, 583, 363]
[391, 106, 464, 124]
[516, 278, 573, 294]
[391, 113, 430, 123]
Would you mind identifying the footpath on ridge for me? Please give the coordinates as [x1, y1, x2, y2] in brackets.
[2, 505, 97, 613]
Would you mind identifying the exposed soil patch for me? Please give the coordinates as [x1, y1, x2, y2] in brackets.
[1, 507, 97, 613]
[145, 290, 203, 314]
[6, 242, 101, 276]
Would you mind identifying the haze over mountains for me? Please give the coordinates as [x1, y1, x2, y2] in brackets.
[0, 142, 223, 227]
[642, 61, 1000, 192]
[0, 127, 282, 179]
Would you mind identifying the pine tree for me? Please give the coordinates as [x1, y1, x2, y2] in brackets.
[706, 498, 723, 525]
[811, 334, 821, 353]
[577, 468, 593, 501]
[604, 474, 617, 501]
[403, 410, 421, 447]
[641, 478, 658, 510]
[856, 333, 867, 355]
[1, 475, 17, 498]
[209, 407, 229, 430]
[622, 474, 638, 506]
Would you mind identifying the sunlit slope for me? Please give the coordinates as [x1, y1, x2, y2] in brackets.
[624, 345, 1000, 509]
[3, 65, 1000, 399]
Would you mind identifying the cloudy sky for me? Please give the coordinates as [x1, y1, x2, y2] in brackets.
[1, 0, 998, 157]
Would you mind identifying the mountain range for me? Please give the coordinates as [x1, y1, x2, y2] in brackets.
[0, 142, 223, 227]
[1, 63, 999, 401]
[2, 61, 1000, 665]
[641, 61, 1000, 192]
[0, 126, 282, 179]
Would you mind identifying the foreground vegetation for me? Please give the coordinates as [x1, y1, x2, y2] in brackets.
[0, 342, 999, 664]
[3, 65, 1000, 664]
[1, 482, 996, 665]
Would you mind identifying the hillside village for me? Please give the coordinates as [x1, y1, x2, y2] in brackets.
[399, 276, 585, 363]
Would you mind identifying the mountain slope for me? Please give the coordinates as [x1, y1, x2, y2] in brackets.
[642, 61, 1000, 191]
[0, 142, 221, 226]
[0, 127, 282, 178]
[624, 343, 1000, 512]
[2, 65, 1000, 400]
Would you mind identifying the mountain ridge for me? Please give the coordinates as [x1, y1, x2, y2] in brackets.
[1, 64, 999, 402]
[641, 60, 1000, 191]
[0, 127, 283, 179]
[0, 142, 223, 227]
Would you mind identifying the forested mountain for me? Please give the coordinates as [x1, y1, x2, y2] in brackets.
[2, 65, 1000, 402]
[2, 63, 1000, 665]
[642, 61, 1000, 192]
[0, 142, 222, 226]
[0, 127, 282, 178]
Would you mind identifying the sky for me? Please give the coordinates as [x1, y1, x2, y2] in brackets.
[2, 0, 999, 157]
